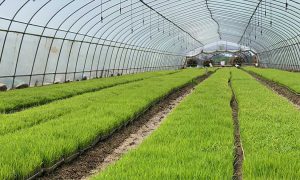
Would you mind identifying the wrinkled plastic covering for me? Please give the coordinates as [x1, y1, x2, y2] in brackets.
[0, 0, 299, 88]
[148, 0, 300, 69]
[0, 0, 191, 88]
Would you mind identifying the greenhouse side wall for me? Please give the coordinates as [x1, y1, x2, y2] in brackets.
[0, 31, 185, 89]
[257, 37, 300, 71]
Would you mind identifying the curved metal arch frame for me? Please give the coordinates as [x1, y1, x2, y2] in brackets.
[1, 0, 300, 88]
[0, 2, 192, 87]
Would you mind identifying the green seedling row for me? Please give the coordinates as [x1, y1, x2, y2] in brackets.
[0, 69, 214, 137]
[0, 70, 178, 113]
[244, 66, 300, 93]
[231, 69, 300, 179]
[0, 68, 208, 179]
[94, 69, 234, 179]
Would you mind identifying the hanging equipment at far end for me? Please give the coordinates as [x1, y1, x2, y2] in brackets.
[120, 0, 122, 14]
[101, 0, 103, 22]
[131, 0, 133, 33]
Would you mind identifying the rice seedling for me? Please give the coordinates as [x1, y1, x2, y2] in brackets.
[0, 70, 178, 113]
[0, 69, 210, 137]
[244, 66, 300, 93]
[0, 68, 208, 179]
[94, 69, 234, 179]
[231, 69, 300, 179]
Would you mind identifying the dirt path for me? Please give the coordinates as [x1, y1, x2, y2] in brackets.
[36, 72, 213, 180]
[228, 73, 243, 180]
[245, 70, 300, 108]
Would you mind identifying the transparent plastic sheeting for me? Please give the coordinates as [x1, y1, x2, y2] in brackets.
[0, 0, 300, 88]
[147, 0, 300, 70]
[0, 0, 191, 88]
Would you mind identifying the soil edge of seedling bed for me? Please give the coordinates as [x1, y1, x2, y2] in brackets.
[229, 72, 244, 180]
[33, 71, 214, 180]
[244, 69, 300, 108]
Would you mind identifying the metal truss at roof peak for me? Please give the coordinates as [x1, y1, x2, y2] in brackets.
[0, 0, 300, 88]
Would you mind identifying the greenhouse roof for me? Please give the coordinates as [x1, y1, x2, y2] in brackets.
[0, 0, 299, 54]
[0, 0, 299, 88]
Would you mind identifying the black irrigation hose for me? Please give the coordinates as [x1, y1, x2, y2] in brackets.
[205, 0, 221, 40]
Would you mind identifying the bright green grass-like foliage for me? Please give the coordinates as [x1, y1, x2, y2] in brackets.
[0, 70, 177, 113]
[0, 69, 213, 136]
[231, 69, 300, 179]
[94, 69, 233, 179]
[244, 66, 300, 93]
[0, 69, 207, 179]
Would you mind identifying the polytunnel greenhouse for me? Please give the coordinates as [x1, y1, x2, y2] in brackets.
[0, 0, 300, 179]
